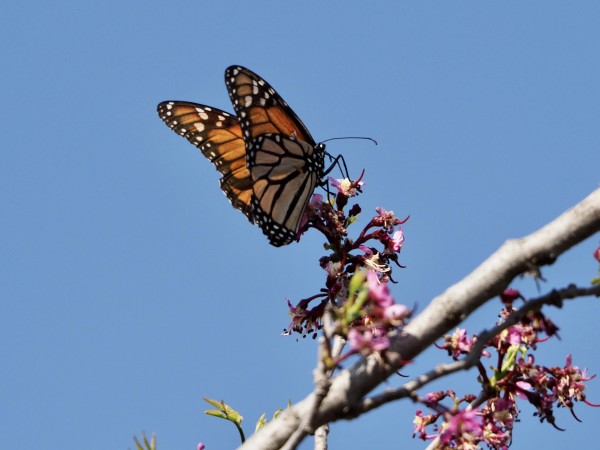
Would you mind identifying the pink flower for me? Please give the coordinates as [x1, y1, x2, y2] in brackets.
[594, 244, 600, 263]
[504, 325, 523, 345]
[425, 391, 450, 403]
[384, 303, 410, 322]
[310, 193, 323, 206]
[374, 207, 398, 228]
[440, 328, 475, 359]
[514, 381, 533, 400]
[551, 354, 597, 406]
[366, 270, 394, 307]
[500, 288, 521, 304]
[390, 229, 404, 252]
[348, 328, 390, 354]
[324, 261, 343, 279]
[488, 397, 516, 425]
[439, 409, 482, 445]
[359, 247, 391, 274]
[197, 443, 206, 450]
[482, 422, 510, 448]
[297, 193, 325, 233]
[379, 228, 405, 255]
[328, 177, 363, 197]
[413, 409, 437, 440]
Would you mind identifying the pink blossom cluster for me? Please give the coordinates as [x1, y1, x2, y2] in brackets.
[284, 175, 410, 344]
[345, 271, 412, 357]
[414, 289, 598, 449]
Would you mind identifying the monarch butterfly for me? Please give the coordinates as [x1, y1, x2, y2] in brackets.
[157, 65, 330, 247]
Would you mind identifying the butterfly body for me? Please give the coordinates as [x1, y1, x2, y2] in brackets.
[157, 66, 327, 247]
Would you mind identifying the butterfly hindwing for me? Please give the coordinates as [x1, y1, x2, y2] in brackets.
[157, 101, 254, 223]
[248, 134, 325, 246]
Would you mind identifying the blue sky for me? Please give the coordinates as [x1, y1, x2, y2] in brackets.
[2, 2, 599, 449]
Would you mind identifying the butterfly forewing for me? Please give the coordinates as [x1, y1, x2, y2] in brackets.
[157, 101, 254, 222]
[224, 66, 315, 145]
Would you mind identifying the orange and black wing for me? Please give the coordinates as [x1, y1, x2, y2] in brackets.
[247, 134, 325, 246]
[224, 66, 316, 147]
[224, 66, 326, 246]
[156, 101, 253, 223]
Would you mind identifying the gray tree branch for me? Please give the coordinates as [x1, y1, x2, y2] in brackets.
[240, 187, 600, 450]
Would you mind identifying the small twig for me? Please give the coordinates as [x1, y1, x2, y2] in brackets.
[331, 336, 346, 360]
[282, 309, 337, 450]
[314, 424, 329, 450]
[468, 389, 492, 411]
[351, 283, 600, 416]
[424, 436, 440, 450]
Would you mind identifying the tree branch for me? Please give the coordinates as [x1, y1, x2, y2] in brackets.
[240, 187, 600, 450]
[351, 283, 600, 415]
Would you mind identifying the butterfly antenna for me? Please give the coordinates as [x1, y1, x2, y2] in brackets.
[321, 136, 378, 146]
[321, 136, 375, 179]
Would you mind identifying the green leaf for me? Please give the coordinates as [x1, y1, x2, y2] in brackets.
[202, 397, 246, 443]
[490, 345, 526, 386]
[202, 398, 243, 425]
[203, 397, 226, 409]
[256, 401, 292, 432]
[133, 432, 156, 450]
[348, 271, 366, 298]
[272, 407, 284, 419]
[255, 413, 267, 432]
[205, 409, 229, 420]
